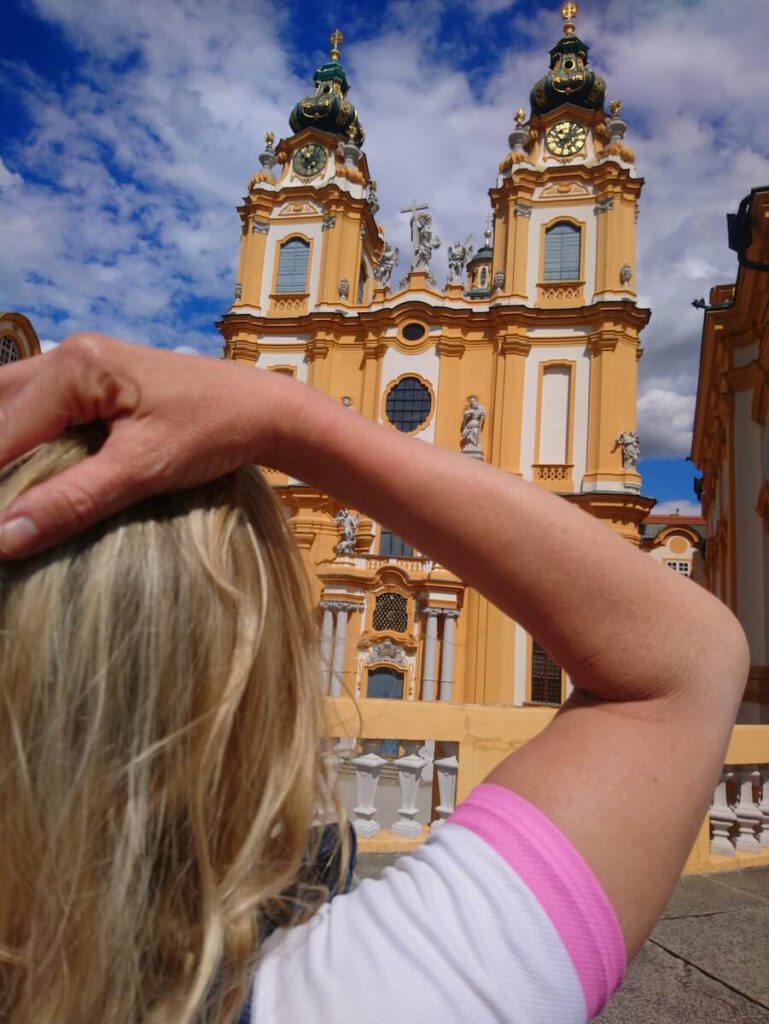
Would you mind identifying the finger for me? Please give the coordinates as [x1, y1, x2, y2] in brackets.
[0, 335, 138, 471]
[0, 437, 154, 559]
[0, 350, 47, 397]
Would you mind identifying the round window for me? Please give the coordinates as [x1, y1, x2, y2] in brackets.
[401, 322, 426, 341]
[385, 376, 432, 433]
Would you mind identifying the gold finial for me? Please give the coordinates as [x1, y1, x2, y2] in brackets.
[515, 107, 527, 125]
[561, 1, 579, 35]
[609, 99, 623, 116]
[264, 131, 274, 147]
[330, 28, 344, 60]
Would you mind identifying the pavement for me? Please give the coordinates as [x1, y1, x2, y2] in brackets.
[356, 854, 769, 1022]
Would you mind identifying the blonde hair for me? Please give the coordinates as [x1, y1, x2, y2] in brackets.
[0, 429, 340, 1023]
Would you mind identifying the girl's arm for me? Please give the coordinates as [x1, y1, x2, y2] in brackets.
[0, 334, 749, 957]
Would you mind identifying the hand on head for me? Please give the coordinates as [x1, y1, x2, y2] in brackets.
[0, 333, 294, 558]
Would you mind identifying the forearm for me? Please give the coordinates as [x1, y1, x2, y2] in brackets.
[274, 376, 741, 704]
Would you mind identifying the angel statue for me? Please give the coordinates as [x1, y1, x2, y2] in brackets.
[447, 236, 473, 284]
[616, 430, 640, 469]
[334, 507, 360, 556]
[413, 212, 441, 271]
[373, 242, 399, 287]
[460, 396, 487, 459]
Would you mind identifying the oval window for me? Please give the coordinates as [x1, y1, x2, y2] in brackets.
[401, 322, 426, 341]
[385, 376, 432, 433]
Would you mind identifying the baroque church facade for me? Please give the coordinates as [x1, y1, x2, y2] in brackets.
[218, 4, 655, 708]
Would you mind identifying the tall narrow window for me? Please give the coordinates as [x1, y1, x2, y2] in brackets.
[530, 641, 562, 705]
[357, 262, 368, 304]
[367, 667, 404, 754]
[276, 238, 310, 293]
[543, 222, 580, 281]
[538, 365, 571, 465]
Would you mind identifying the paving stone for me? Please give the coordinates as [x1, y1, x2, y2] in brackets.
[662, 873, 758, 918]
[594, 941, 769, 1024]
[652, 906, 769, 1008]
[354, 852, 403, 881]
[707, 866, 769, 902]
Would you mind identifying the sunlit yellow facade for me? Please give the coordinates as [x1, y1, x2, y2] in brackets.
[219, 10, 654, 711]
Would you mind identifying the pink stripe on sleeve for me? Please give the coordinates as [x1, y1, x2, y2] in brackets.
[449, 783, 627, 1020]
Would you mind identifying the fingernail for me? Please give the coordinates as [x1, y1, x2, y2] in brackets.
[0, 517, 39, 556]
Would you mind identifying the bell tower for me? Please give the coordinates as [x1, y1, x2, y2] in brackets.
[226, 30, 382, 340]
[491, 1, 647, 499]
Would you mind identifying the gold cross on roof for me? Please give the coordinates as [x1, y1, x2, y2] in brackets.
[330, 28, 344, 60]
[561, 2, 579, 22]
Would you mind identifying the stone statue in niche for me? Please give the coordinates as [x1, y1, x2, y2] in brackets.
[616, 430, 640, 468]
[460, 396, 487, 459]
[620, 263, 633, 286]
[447, 237, 473, 284]
[334, 507, 360, 556]
[338, 278, 350, 300]
[373, 242, 399, 287]
[413, 212, 441, 270]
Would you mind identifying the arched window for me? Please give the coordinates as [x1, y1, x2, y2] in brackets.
[276, 238, 310, 293]
[530, 641, 562, 705]
[479, 266, 488, 287]
[367, 666, 404, 700]
[0, 337, 20, 366]
[543, 222, 581, 281]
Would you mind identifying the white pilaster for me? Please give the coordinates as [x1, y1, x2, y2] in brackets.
[319, 602, 335, 694]
[421, 608, 440, 701]
[439, 610, 459, 702]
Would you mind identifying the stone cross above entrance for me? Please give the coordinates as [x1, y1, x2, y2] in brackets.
[400, 200, 430, 249]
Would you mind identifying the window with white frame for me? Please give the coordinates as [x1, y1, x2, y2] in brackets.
[276, 238, 310, 293]
[543, 222, 581, 281]
[664, 560, 691, 576]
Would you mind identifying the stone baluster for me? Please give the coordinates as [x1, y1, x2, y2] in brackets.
[421, 608, 440, 701]
[350, 740, 386, 838]
[439, 610, 459, 702]
[392, 740, 427, 837]
[709, 768, 738, 857]
[758, 766, 769, 849]
[733, 765, 762, 853]
[432, 743, 459, 829]
[319, 601, 335, 694]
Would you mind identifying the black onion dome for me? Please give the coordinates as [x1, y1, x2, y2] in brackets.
[530, 5, 606, 116]
[289, 30, 365, 145]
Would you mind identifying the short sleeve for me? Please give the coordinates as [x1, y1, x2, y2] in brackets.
[248, 784, 626, 1023]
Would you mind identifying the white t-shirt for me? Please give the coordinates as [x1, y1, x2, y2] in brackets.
[247, 784, 626, 1023]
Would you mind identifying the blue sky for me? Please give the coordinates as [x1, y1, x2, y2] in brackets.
[3, 0, 769, 512]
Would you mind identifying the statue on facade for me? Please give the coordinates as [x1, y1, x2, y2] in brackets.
[367, 179, 380, 216]
[334, 507, 360, 556]
[413, 212, 441, 270]
[447, 237, 473, 284]
[373, 242, 399, 287]
[460, 396, 487, 459]
[616, 429, 640, 469]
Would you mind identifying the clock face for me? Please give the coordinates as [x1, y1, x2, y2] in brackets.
[292, 143, 327, 178]
[546, 121, 587, 157]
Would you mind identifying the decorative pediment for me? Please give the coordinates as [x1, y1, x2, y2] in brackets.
[367, 639, 406, 665]
[274, 199, 325, 218]
[540, 180, 593, 199]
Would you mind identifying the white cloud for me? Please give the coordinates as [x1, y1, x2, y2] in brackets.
[2, 0, 768, 463]
[0, 158, 23, 190]
[637, 389, 696, 459]
[172, 345, 203, 356]
[652, 500, 702, 518]
[40, 339, 59, 352]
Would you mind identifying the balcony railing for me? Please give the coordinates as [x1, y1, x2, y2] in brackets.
[327, 698, 769, 873]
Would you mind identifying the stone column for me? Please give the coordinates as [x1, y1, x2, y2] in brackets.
[319, 602, 335, 694]
[709, 768, 737, 857]
[421, 608, 440, 701]
[734, 765, 762, 853]
[439, 610, 460, 702]
[330, 602, 357, 698]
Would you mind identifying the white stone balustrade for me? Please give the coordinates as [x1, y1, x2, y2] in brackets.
[392, 741, 428, 837]
[432, 744, 459, 829]
[710, 763, 768, 857]
[350, 741, 387, 838]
